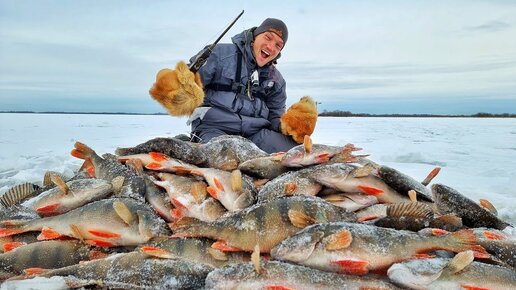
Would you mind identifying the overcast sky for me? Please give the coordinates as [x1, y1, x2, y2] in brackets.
[1, 0, 515, 114]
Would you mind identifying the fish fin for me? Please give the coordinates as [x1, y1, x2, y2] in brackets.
[386, 202, 433, 219]
[264, 286, 295, 290]
[89, 250, 108, 260]
[446, 250, 474, 274]
[213, 177, 225, 192]
[315, 153, 331, 163]
[1, 182, 40, 207]
[70, 224, 85, 241]
[234, 191, 254, 210]
[252, 243, 261, 274]
[303, 135, 313, 153]
[78, 159, 96, 178]
[414, 253, 436, 259]
[350, 165, 374, 178]
[23, 267, 49, 276]
[141, 246, 174, 259]
[137, 210, 154, 239]
[421, 167, 441, 186]
[408, 190, 417, 202]
[324, 229, 353, 250]
[189, 169, 204, 177]
[50, 173, 69, 194]
[288, 210, 316, 228]
[173, 166, 191, 176]
[149, 152, 169, 162]
[460, 285, 490, 290]
[230, 170, 243, 192]
[270, 152, 286, 161]
[170, 208, 184, 221]
[110, 176, 125, 194]
[482, 230, 505, 240]
[3, 241, 26, 252]
[221, 160, 239, 172]
[0, 227, 26, 237]
[431, 228, 449, 236]
[446, 230, 490, 259]
[191, 182, 207, 204]
[322, 194, 347, 202]
[211, 240, 242, 252]
[284, 182, 298, 195]
[168, 217, 201, 232]
[87, 229, 121, 238]
[36, 203, 60, 214]
[207, 186, 218, 199]
[479, 199, 498, 215]
[43, 171, 62, 187]
[113, 200, 133, 225]
[145, 162, 163, 170]
[208, 247, 228, 261]
[37, 227, 63, 240]
[331, 259, 369, 275]
[357, 215, 379, 222]
[434, 214, 463, 228]
[85, 239, 114, 248]
[171, 197, 188, 210]
[357, 185, 383, 196]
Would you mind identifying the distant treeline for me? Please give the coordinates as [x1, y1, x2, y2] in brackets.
[0, 111, 167, 115]
[319, 110, 516, 118]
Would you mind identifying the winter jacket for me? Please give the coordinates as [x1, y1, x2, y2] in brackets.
[189, 29, 291, 149]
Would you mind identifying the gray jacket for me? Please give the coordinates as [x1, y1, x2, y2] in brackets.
[189, 29, 287, 139]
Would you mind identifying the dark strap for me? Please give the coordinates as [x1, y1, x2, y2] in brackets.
[205, 50, 244, 94]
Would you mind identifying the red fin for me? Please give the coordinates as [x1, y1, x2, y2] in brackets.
[70, 149, 86, 160]
[212, 240, 242, 252]
[23, 267, 48, 275]
[213, 178, 225, 192]
[431, 228, 449, 236]
[3, 241, 26, 252]
[36, 203, 60, 213]
[37, 227, 63, 240]
[315, 153, 331, 163]
[460, 285, 490, 290]
[414, 253, 436, 259]
[149, 152, 168, 162]
[170, 208, 184, 221]
[89, 250, 108, 260]
[85, 239, 115, 248]
[284, 182, 298, 195]
[357, 185, 383, 195]
[264, 286, 295, 290]
[78, 159, 96, 178]
[357, 215, 379, 222]
[449, 229, 490, 259]
[141, 246, 172, 258]
[207, 186, 218, 199]
[331, 259, 369, 275]
[173, 167, 191, 175]
[171, 197, 188, 210]
[87, 229, 121, 238]
[146, 162, 162, 170]
[0, 228, 26, 238]
[483, 230, 504, 240]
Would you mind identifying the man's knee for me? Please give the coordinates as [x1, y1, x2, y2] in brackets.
[249, 129, 298, 153]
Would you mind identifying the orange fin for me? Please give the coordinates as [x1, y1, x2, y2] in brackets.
[89, 250, 108, 260]
[87, 229, 121, 238]
[324, 229, 353, 250]
[357, 185, 383, 195]
[264, 286, 295, 290]
[85, 239, 115, 248]
[170, 208, 184, 221]
[3, 241, 26, 252]
[211, 240, 242, 252]
[141, 246, 174, 259]
[213, 178, 225, 192]
[479, 199, 497, 215]
[284, 182, 298, 195]
[78, 159, 96, 178]
[207, 186, 218, 199]
[37, 227, 63, 240]
[331, 259, 369, 275]
[431, 228, 449, 236]
[357, 215, 379, 222]
[149, 152, 168, 162]
[460, 285, 490, 290]
[145, 162, 162, 170]
[288, 209, 316, 228]
[421, 167, 441, 186]
[36, 203, 60, 214]
[483, 230, 504, 240]
[315, 153, 331, 163]
[23, 267, 48, 276]
[0, 228, 26, 238]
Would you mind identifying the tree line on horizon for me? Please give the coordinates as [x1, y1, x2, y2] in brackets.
[318, 110, 516, 118]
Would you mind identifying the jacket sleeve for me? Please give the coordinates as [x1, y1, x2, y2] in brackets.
[189, 46, 218, 87]
[266, 78, 287, 132]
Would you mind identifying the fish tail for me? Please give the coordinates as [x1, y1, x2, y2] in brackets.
[444, 229, 490, 259]
[71, 141, 95, 160]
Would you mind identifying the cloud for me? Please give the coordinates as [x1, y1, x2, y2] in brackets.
[465, 20, 511, 32]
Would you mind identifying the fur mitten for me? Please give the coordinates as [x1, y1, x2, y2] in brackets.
[280, 96, 318, 143]
[149, 61, 204, 116]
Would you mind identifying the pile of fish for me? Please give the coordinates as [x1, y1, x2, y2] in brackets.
[0, 135, 514, 289]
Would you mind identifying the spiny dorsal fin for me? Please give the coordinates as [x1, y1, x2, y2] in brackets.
[230, 170, 243, 193]
[303, 135, 312, 154]
[479, 199, 498, 216]
[113, 201, 133, 225]
[43, 171, 67, 187]
[69, 224, 84, 241]
[408, 190, 417, 202]
[421, 167, 441, 186]
[324, 229, 353, 251]
[191, 182, 207, 204]
[0, 183, 40, 207]
[447, 251, 474, 274]
[50, 174, 69, 194]
[111, 176, 125, 194]
[251, 243, 261, 274]
[288, 210, 316, 228]
[386, 202, 433, 219]
[208, 247, 228, 261]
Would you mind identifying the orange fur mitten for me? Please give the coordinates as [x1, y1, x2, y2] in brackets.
[149, 61, 204, 116]
[280, 96, 318, 143]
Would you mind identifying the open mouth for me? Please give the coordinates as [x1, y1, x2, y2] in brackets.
[261, 49, 270, 59]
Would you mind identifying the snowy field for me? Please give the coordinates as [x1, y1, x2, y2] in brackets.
[0, 113, 515, 225]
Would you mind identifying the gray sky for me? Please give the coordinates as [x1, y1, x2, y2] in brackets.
[1, 0, 516, 114]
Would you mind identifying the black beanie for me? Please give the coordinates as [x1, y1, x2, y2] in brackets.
[253, 18, 288, 46]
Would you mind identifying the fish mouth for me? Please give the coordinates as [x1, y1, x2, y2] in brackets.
[387, 262, 441, 290]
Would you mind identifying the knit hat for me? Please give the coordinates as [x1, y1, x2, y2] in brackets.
[253, 18, 288, 46]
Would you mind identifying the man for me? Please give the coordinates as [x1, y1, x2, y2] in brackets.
[149, 18, 317, 153]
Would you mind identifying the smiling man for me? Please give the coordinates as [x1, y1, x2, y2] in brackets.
[150, 18, 318, 153]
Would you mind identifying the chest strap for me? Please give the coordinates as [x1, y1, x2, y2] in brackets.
[205, 50, 245, 94]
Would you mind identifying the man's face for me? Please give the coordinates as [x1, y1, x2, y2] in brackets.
[252, 31, 284, 67]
